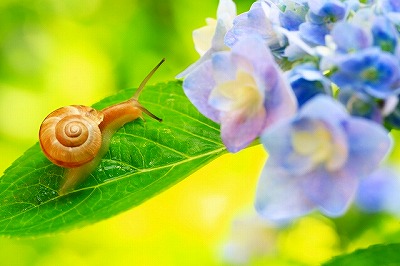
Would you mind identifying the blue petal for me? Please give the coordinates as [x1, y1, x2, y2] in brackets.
[288, 64, 332, 106]
[308, 0, 346, 21]
[280, 10, 305, 31]
[299, 22, 329, 45]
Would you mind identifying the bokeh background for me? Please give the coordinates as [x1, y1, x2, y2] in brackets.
[1, 0, 400, 265]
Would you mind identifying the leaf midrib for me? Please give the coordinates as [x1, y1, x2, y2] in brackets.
[0, 147, 226, 226]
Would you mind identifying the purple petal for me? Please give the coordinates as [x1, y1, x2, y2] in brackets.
[230, 35, 275, 80]
[220, 107, 266, 152]
[264, 76, 298, 126]
[302, 167, 358, 216]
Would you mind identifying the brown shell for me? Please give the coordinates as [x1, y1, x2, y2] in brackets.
[39, 105, 104, 168]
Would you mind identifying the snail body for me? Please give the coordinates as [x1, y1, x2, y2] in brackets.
[39, 59, 164, 195]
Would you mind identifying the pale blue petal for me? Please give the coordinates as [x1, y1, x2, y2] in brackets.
[298, 95, 348, 123]
[331, 22, 372, 52]
[212, 16, 232, 51]
[302, 166, 358, 216]
[344, 118, 391, 177]
[225, 2, 282, 51]
[183, 60, 220, 122]
[211, 51, 237, 84]
[255, 161, 316, 224]
[224, 12, 247, 46]
[356, 167, 400, 214]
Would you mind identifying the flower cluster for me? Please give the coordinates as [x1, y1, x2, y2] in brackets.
[177, 0, 399, 224]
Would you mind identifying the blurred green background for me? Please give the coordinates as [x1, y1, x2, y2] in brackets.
[1, 0, 400, 265]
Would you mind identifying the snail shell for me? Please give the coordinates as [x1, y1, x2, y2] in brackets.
[39, 105, 104, 168]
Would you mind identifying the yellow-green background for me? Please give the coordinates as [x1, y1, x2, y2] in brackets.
[1, 0, 399, 265]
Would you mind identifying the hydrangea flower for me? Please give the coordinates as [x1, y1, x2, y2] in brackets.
[299, 0, 347, 45]
[179, 0, 400, 223]
[176, 0, 237, 78]
[255, 96, 391, 224]
[183, 36, 297, 152]
[330, 47, 400, 99]
[330, 14, 399, 53]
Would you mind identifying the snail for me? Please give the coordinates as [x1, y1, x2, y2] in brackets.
[39, 59, 165, 195]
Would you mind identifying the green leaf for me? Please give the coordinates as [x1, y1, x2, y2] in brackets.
[323, 243, 400, 266]
[0, 80, 226, 236]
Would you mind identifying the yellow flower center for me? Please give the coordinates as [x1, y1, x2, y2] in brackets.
[214, 70, 263, 115]
[291, 120, 347, 171]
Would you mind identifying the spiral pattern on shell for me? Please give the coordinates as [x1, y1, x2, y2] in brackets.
[39, 105, 104, 168]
